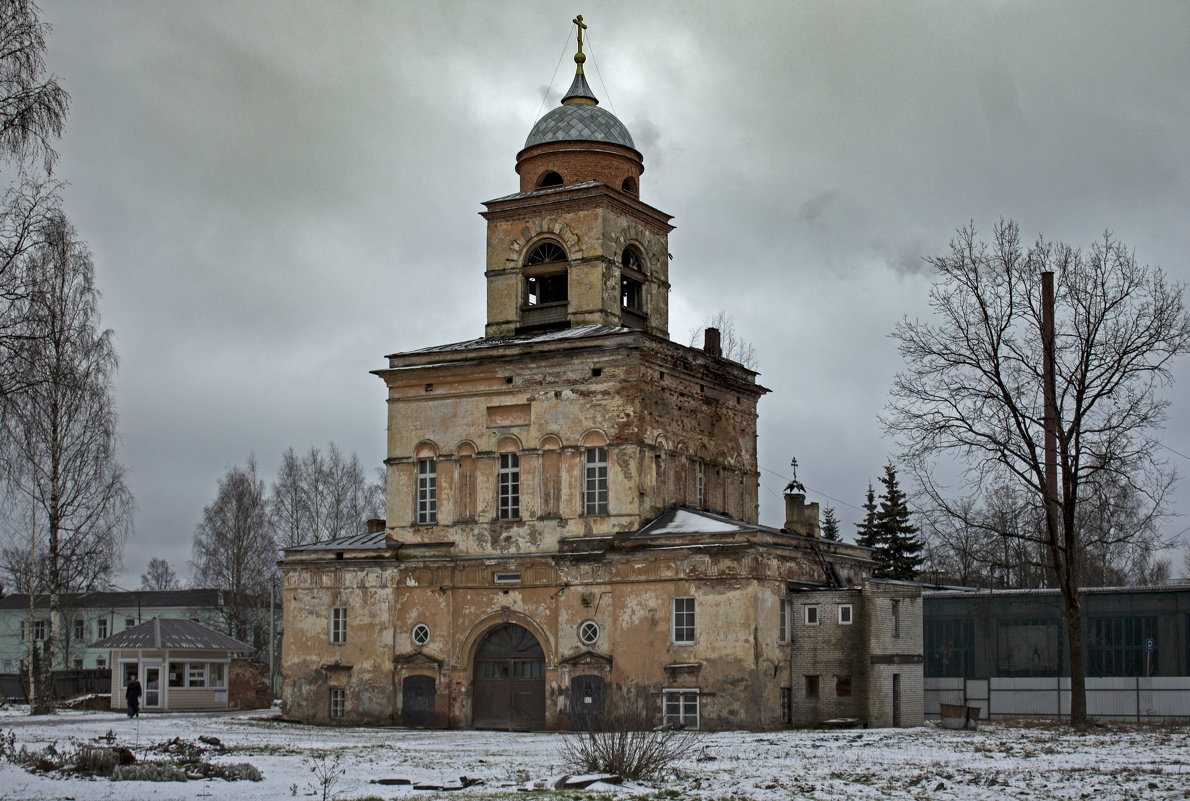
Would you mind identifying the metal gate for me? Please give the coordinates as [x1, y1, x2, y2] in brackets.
[570, 674, 605, 730]
[473, 623, 545, 730]
[402, 675, 435, 728]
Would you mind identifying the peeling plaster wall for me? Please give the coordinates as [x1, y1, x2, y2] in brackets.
[280, 562, 398, 725]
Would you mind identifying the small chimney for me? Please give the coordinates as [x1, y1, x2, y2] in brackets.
[366, 518, 386, 534]
[703, 327, 722, 357]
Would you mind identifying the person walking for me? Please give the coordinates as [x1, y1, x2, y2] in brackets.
[126, 676, 142, 718]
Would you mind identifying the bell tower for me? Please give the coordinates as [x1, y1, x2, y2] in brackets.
[482, 17, 673, 338]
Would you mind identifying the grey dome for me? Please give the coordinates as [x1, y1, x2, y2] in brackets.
[525, 103, 635, 150]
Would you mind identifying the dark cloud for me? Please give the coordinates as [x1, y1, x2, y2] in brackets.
[35, 0, 1190, 582]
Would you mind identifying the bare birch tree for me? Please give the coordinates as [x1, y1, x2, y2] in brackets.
[886, 220, 1190, 727]
[269, 443, 381, 549]
[191, 458, 274, 641]
[688, 310, 758, 369]
[1, 213, 130, 712]
[140, 556, 180, 590]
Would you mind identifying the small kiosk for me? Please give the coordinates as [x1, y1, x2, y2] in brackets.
[93, 617, 253, 712]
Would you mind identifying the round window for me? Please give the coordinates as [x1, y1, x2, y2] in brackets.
[578, 620, 600, 645]
[411, 623, 430, 646]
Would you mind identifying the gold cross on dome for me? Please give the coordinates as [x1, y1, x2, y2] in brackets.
[573, 14, 587, 55]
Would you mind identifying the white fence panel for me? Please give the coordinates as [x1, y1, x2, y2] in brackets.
[925, 677, 1190, 721]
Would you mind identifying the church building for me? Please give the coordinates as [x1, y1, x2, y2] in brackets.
[280, 20, 923, 731]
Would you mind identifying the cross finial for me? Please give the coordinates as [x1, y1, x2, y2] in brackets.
[573, 15, 587, 64]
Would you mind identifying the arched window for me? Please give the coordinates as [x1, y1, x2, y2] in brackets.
[620, 248, 645, 318]
[524, 241, 568, 307]
[621, 176, 638, 195]
[537, 170, 563, 188]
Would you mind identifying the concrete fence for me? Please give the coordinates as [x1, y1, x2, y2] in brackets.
[925, 676, 1190, 722]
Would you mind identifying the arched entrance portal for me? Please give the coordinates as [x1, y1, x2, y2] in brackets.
[472, 623, 546, 730]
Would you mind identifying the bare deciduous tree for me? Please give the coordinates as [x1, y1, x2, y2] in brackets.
[270, 443, 382, 549]
[140, 556, 180, 591]
[688, 309, 758, 369]
[886, 220, 1190, 727]
[1, 214, 131, 712]
[0, 0, 68, 173]
[191, 458, 274, 641]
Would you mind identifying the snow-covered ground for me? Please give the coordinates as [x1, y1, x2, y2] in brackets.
[0, 706, 1187, 800]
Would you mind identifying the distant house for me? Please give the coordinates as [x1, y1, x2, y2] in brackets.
[93, 617, 254, 712]
[0, 589, 271, 672]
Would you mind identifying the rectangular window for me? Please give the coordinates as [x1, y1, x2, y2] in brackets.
[498, 453, 520, 520]
[892, 599, 901, 639]
[97, 617, 108, 639]
[416, 458, 437, 524]
[169, 661, 186, 688]
[925, 618, 976, 677]
[584, 446, 609, 515]
[187, 663, 207, 687]
[836, 676, 852, 697]
[209, 662, 226, 688]
[663, 690, 699, 729]
[1088, 616, 1158, 677]
[73, 658, 83, 669]
[672, 597, 695, 644]
[838, 604, 853, 625]
[330, 607, 347, 644]
[805, 605, 819, 626]
[125, 617, 136, 630]
[694, 460, 705, 507]
[779, 598, 789, 643]
[96, 656, 106, 669]
[329, 687, 345, 719]
[32, 620, 46, 640]
[780, 687, 792, 724]
[73, 618, 85, 641]
[805, 675, 820, 699]
[493, 571, 522, 584]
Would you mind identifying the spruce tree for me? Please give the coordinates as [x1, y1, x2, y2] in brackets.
[873, 463, 923, 580]
[855, 483, 880, 550]
[820, 507, 841, 541]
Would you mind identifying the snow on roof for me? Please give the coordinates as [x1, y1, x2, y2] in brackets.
[925, 583, 1190, 598]
[635, 507, 756, 537]
[391, 324, 633, 357]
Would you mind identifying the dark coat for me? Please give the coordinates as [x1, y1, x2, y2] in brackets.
[126, 679, 142, 704]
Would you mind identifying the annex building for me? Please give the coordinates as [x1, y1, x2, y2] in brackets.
[281, 24, 923, 731]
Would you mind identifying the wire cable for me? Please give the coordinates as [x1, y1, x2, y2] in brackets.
[532, 23, 574, 125]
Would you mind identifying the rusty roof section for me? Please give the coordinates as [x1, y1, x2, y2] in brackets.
[90, 616, 253, 651]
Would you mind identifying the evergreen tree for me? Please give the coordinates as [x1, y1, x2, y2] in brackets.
[820, 507, 841, 541]
[873, 463, 922, 580]
[855, 483, 880, 550]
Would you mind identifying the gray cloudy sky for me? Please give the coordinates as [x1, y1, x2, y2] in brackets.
[36, 1, 1190, 585]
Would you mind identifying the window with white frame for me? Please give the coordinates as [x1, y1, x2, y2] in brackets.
[97, 617, 108, 639]
[838, 604, 853, 625]
[663, 689, 699, 728]
[329, 687, 345, 719]
[694, 460, 705, 508]
[330, 607, 347, 644]
[32, 620, 46, 640]
[209, 662, 226, 688]
[412, 623, 430, 646]
[779, 598, 790, 642]
[672, 597, 695, 644]
[416, 458, 437, 524]
[498, 453, 520, 519]
[187, 663, 208, 687]
[124, 617, 135, 630]
[805, 605, 819, 625]
[584, 446, 609, 515]
[578, 620, 600, 645]
[73, 618, 85, 640]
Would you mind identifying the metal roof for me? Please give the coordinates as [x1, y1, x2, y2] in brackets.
[525, 103, 635, 150]
[0, 588, 225, 611]
[924, 583, 1190, 599]
[287, 530, 388, 551]
[90, 616, 253, 651]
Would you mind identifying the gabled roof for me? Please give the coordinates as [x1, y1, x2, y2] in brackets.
[0, 588, 226, 611]
[91, 616, 252, 651]
[633, 507, 761, 538]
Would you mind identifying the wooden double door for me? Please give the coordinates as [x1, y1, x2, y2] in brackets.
[472, 623, 546, 730]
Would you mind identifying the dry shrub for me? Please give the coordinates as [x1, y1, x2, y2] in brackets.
[113, 762, 188, 782]
[560, 685, 698, 782]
